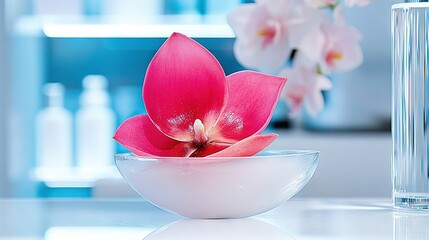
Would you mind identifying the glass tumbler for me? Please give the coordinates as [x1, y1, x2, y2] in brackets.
[392, 2, 429, 209]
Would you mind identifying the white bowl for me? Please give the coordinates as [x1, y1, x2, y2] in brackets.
[115, 150, 319, 219]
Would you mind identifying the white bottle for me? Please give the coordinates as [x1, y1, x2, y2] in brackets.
[76, 75, 116, 169]
[36, 83, 72, 169]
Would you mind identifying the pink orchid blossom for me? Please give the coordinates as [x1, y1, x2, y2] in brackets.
[299, 7, 363, 75]
[227, 3, 290, 71]
[281, 55, 332, 117]
[114, 33, 286, 158]
[227, 0, 322, 72]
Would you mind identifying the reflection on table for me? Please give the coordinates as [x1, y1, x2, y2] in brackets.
[1, 198, 429, 240]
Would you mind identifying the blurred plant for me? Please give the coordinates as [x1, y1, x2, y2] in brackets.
[227, 0, 372, 117]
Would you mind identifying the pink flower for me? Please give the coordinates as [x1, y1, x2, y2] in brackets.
[227, 3, 290, 71]
[113, 33, 286, 158]
[281, 55, 332, 117]
[300, 7, 363, 74]
[227, 0, 322, 72]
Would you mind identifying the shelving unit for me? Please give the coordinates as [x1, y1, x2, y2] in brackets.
[31, 166, 121, 188]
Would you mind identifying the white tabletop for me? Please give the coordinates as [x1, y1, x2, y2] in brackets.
[1, 198, 427, 239]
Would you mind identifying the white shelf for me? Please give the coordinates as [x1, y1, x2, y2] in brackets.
[31, 166, 122, 188]
[15, 15, 235, 38]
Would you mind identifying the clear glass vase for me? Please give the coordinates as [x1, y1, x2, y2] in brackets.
[392, 2, 429, 209]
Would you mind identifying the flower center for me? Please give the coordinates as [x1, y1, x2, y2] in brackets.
[193, 119, 208, 146]
[258, 21, 281, 49]
[259, 26, 275, 39]
[326, 50, 343, 66]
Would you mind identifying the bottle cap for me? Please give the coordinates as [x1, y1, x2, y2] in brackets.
[43, 83, 65, 107]
[80, 75, 110, 106]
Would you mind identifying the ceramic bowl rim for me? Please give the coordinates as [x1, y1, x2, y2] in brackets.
[114, 150, 320, 163]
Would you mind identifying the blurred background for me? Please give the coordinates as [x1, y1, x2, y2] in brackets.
[0, 0, 398, 198]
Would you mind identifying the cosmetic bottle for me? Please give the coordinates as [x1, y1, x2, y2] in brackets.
[76, 75, 115, 169]
[36, 83, 72, 168]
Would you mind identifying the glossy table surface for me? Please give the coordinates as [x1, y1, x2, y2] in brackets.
[1, 198, 428, 240]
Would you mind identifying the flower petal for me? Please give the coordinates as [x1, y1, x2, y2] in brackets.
[143, 32, 227, 142]
[281, 68, 308, 117]
[299, 25, 325, 64]
[305, 74, 332, 117]
[210, 71, 286, 143]
[206, 134, 278, 158]
[227, 4, 257, 38]
[113, 115, 196, 157]
[280, 53, 332, 118]
[333, 40, 363, 72]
